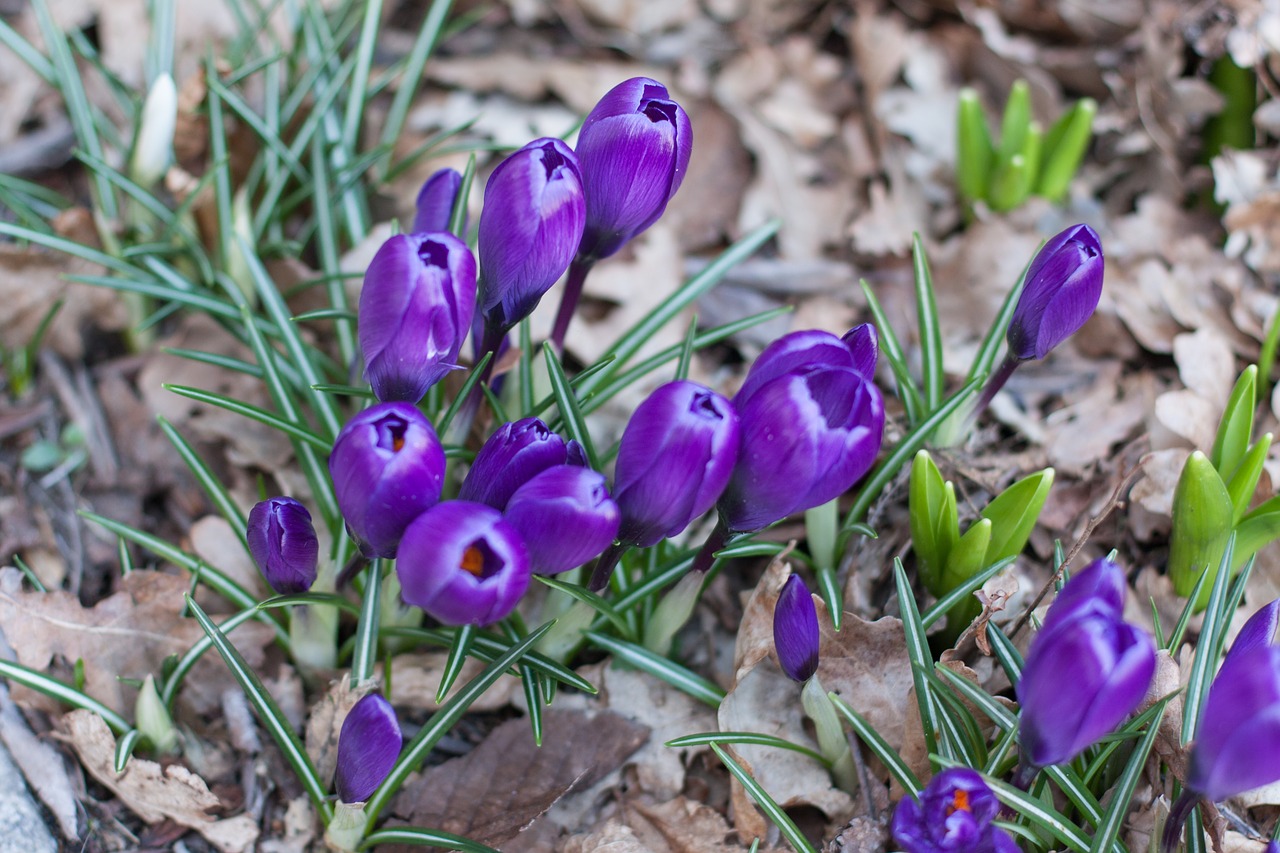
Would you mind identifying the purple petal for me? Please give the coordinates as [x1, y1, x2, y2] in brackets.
[1189, 645, 1280, 800]
[505, 465, 620, 574]
[414, 168, 464, 234]
[458, 418, 571, 510]
[334, 693, 401, 803]
[246, 497, 318, 594]
[773, 574, 819, 682]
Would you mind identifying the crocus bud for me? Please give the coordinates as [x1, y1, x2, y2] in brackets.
[613, 381, 740, 548]
[1186, 645, 1280, 801]
[396, 501, 531, 626]
[1168, 451, 1234, 611]
[413, 168, 464, 235]
[458, 418, 582, 511]
[1005, 223, 1104, 361]
[334, 693, 402, 803]
[359, 232, 476, 404]
[891, 768, 1020, 853]
[330, 403, 446, 558]
[1041, 556, 1126, 631]
[246, 497, 319, 595]
[129, 73, 177, 188]
[1224, 598, 1280, 664]
[575, 77, 693, 262]
[1017, 585, 1155, 768]
[504, 465, 620, 575]
[718, 327, 885, 534]
[477, 138, 585, 332]
[774, 574, 819, 683]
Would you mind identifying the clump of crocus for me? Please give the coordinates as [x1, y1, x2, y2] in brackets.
[358, 232, 476, 404]
[329, 402, 446, 559]
[772, 572, 857, 792]
[1015, 557, 1154, 783]
[458, 417, 584, 511]
[475, 138, 585, 357]
[891, 768, 1020, 853]
[1163, 600, 1280, 852]
[396, 501, 531, 626]
[504, 465, 620, 575]
[413, 168, 464, 234]
[550, 77, 692, 350]
[589, 380, 740, 590]
[326, 692, 403, 849]
[247, 497, 319, 594]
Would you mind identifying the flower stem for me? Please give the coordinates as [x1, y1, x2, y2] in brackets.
[1161, 790, 1200, 853]
[937, 354, 1021, 445]
[691, 520, 731, 575]
[589, 541, 627, 592]
[549, 257, 593, 354]
[802, 675, 858, 793]
[449, 320, 507, 445]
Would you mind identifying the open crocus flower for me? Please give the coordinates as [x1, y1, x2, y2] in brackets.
[334, 693, 402, 804]
[246, 497, 318, 595]
[892, 768, 1019, 853]
[717, 325, 884, 534]
[773, 573, 820, 683]
[504, 465, 619, 575]
[396, 501, 531, 626]
[1006, 223, 1104, 362]
[358, 232, 476, 404]
[329, 403, 446, 559]
[458, 417, 584, 511]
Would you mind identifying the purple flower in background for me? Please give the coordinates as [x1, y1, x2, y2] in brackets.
[1006, 224, 1104, 361]
[413, 168, 464, 234]
[477, 138, 585, 332]
[774, 574, 819, 683]
[575, 77, 692, 262]
[1017, 563, 1155, 767]
[612, 380, 740, 548]
[718, 326, 884, 533]
[458, 417, 584, 511]
[329, 403, 446, 559]
[1222, 598, 1280, 666]
[1186, 645, 1280, 801]
[358, 232, 476, 403]
[891, 768, 1020, 853]
[246, 497, 318, 595]
[504, 465, 620, 574]
[396, 501, 531, 626]
[334, 693, 402, 803]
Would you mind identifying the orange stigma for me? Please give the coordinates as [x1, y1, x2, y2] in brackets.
[459, 546, 485, 577]
[948, 789, 970, 815]
[392, 434, 405, 452]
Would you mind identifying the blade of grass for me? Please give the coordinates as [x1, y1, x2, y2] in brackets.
[666, 732, 828, 765]
[350, 560, 382, 686]
[543, 343, 598, 470]
[1182, 533, 1236, 743]
[377, 0, 456, 178]
[380, 626, 594, 693]
[160, 606, 262, 709]
[893, 559, 939, 759]
[1089, 706, 1165, 853]
[859, 279, 922, 424]
[435, 623, 476, 704]
[912, 234, 944, 410]
[583, 631, 724, 707]
[0, 658, 130, 733]
[157, 416, 248, 547]
[709, 744, 818, 853]
[360, 826, 499, 852]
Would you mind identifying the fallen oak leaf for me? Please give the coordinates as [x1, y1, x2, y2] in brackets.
[61, 710, 259, 853]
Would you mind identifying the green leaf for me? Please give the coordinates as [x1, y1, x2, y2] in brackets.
[920, 557, 1014, 630]
[542, 343, 598, 470]
[975, 766, 1091, 853]
[160, 607, 261, 709]
[156, 417, 248, 548]
[350, 561, 383, 686]
[376, 0, 456, 179]
[980, 467, 1054, 565]
[380, 626, 596, 694]
[1233, 506, 1280, 569]
[893, 559, 939, 759]
[1210, 364, 1257, 479]
[665, 732, 828, 765]
[186, 595, 331, 821]
[912, 234, 945, 410]
[1181, 533, 1236, 743]
[955, 88, 994, 203]
[0, 658, 130, 734]
[987, 153, 1031, 212]
[829, 693, 921, 796]
[1036, 98, 1096, 200]
[859, 280, 923, 424]
[941, 518, 991, 593]
[1168, 451, 1235, 610]
[1225, 433, 1272, 524]
[114, 729, 142, 773]
[436, 623, 476, 705]
[996, 80, 1032, 168]
[909, 450, 953, 594]
[1089, 705, 1164, 853]
[709, 745, 819, 853]
[360, 827, 499, 852]
[583, 631, 725, 707]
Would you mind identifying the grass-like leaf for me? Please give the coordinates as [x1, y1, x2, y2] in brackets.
[380, 626, 595, 694]
[859, 279, 923, 424]
[533, 574, 632, 638]
[157, 417, 248, 548]
[434, 351, 493, 437]
[1181, 533, 1236, 743]
[350, 561, 383, 686]
[436, 623, 476, 705]
[666, 732, 828, 765]
[912, 234, 945, 410]
[962, 760, 1090, 853]
[893, 559, 939, 759]
[186, 595, 331, 820]
[360, 826, 498, 852]
[1089, 705, 1165, 853]
[0, 658, 130, 733]
[709, 744, 818, 853]
[919, 557, 1013, 629]
[377, 0, 456, 178]
[160, 606, 262, 709]
[831, 688, 923, 797]
[113, 729, 142, 773]
[543, 343, 599, 470]
[583, 631, 724, 707]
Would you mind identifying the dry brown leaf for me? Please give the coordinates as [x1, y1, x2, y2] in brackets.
[63, 710, 259, 853]
[0, 568, 269, 716]
[1043, 368, 1155, 475]
[385, 709, 649, 850]
[373, 651, 516, 714]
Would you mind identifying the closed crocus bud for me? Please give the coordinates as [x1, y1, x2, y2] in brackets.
[1006, 223, 1104, 361]
[246, 497, 319, 595]
[334, 693, 402, 804]
[575, 77, 693, 262]
[718, 328, 885, 534]
[359, 232, 476, 404]
[891, 768, 1020, 853]
[1017, 603, 1155, 768]
[413, 168, 464, 234]
[613, 381, 740, 548]
[774, 574, 819, 683]
[396, 501, 531, 626]
[477, 138, 585, 332]
[458, 418, 582, 510]
[129, 73, 177, 188]
[1042, 556, 1126, 631]
[330, 403, 446, 558]
[1224, 598, 1280, 664]
[505, 465, 620, 575]
[1186, 645, 1280, 801]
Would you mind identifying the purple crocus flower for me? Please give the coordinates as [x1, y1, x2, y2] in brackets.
[1017, 563, 1155, 767]
[477, 138, 585, 333]
[334, 693, 402, 803]
[1006, 224, 1104, 361]
[458, 417, 584, 511]
[717, 326, 885, 533]
[329, 402, 446, 559]
[358, 232, 476, 404]
[575, 77, 692, 262]
[413, 168, 464, 234]
[612, 380, 740, 548]
[396, 501, 531, 626]
[504, 465, 620, 575]
[891, 768, 1020, 853]
[1186, 645, 1280, 801]
[1223, 598, 1280, 665]
[246, 497, 318, 595]
[774, 574, 819, 683]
